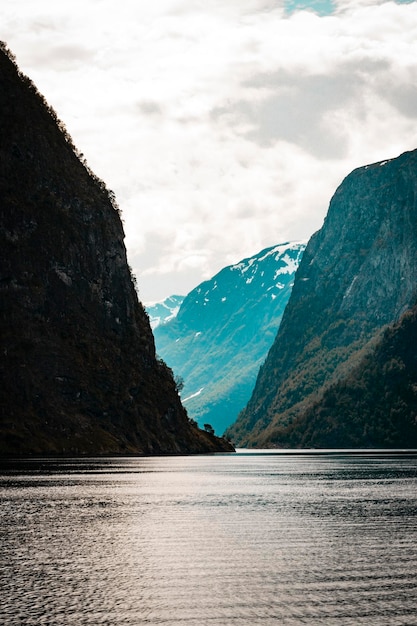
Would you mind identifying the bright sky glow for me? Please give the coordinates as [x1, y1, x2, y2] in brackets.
[1, 0, 417, 302]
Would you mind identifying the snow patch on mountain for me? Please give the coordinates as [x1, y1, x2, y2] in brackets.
[145, 295, 184, 329]
[183, 388, 205, 402]
[274, 253, 300, 277]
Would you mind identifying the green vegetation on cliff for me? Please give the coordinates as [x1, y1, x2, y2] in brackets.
[267, 305, 417, 448]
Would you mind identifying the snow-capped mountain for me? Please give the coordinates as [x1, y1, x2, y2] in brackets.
[153, 241, 306, 435]
[146, 295, 184, 329]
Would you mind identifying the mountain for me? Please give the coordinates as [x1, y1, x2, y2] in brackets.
[226, 149, 417, 448]
[153, 242, 306, 434]
[146, 295, 184, 329]
[0, 43, 233, 456]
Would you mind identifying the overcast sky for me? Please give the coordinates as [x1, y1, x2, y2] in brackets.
[2, 0, 417, 302]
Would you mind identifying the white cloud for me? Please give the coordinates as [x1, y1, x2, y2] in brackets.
[1, 0, 417, 302]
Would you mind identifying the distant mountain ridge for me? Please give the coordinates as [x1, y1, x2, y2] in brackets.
[153, 242, 306, 434]
[227, 149, 417, 448]
[147, 295, 184, 329]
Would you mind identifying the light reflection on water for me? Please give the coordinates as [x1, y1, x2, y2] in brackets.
[1, 451, 417, 625]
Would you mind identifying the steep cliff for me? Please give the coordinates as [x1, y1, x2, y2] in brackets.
[227, 149, 417, 448]
[152, 242, 305, 434]
[0, 44, 233, 456]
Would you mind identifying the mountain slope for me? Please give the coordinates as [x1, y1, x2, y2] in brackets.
[281, 304, 417, 448]
[0, 43, 233, 456]
[227, 149, 417, 448]
[153, 242, 305, 434]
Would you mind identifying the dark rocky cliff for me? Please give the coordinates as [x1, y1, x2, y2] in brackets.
[0, 44, 233, 456]
[227, 149, 417, 448]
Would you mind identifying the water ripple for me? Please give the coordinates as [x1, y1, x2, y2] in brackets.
[1, 453, 416, 625]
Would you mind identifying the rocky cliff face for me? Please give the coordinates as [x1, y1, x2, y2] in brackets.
[0, 44, 233, 456]
[227, 150, 417, 448]
[153, 242, 305, 434]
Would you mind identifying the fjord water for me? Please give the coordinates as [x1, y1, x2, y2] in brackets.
[1, 452, 416, 625]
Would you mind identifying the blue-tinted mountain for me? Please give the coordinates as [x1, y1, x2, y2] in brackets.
[227, 149, 417, 448]
[153, 242, 306, 434]
[0, 44, 233, 456]
[146, 295, 184, 329]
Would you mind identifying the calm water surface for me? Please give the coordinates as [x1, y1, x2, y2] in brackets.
[1, 451, 417, 625]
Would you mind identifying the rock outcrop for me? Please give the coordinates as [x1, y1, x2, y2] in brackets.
[227, 150, 417, 448]
[0, 44, 233, 456]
